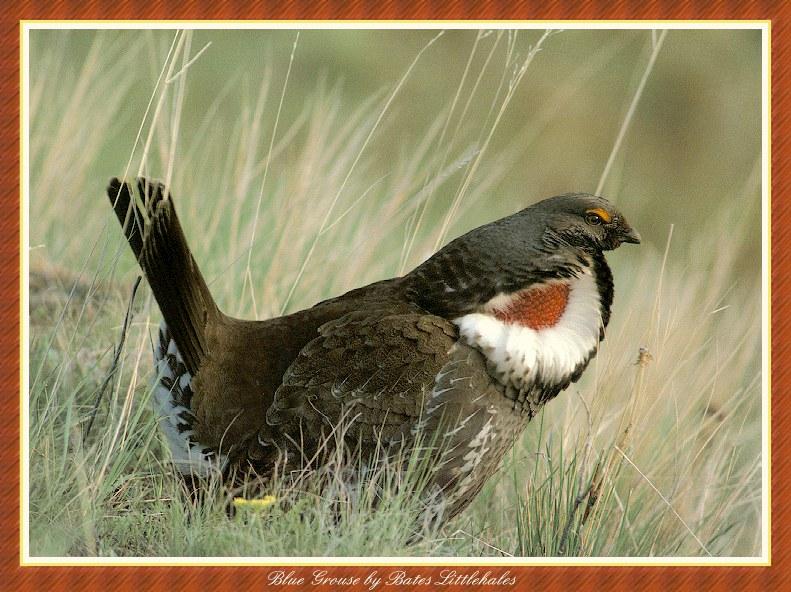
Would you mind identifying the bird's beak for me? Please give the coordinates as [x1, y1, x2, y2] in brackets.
[619, 226, 641, 245]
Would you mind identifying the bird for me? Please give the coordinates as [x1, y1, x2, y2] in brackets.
[107, 177, 640, 520]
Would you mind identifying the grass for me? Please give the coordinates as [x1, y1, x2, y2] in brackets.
[26, 28, 763, 558]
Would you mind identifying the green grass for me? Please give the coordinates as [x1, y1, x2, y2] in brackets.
[27, 28, 763, 558]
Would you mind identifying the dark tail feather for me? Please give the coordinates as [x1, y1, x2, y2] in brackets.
[107, 177, 219, 375]
[108, 177, 146, 259]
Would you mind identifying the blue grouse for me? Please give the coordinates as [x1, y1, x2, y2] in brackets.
[107, 178, 640, 519]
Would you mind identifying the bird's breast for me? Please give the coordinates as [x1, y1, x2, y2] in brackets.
[453, 270, 602, 390]
[489, 281, 570, 329]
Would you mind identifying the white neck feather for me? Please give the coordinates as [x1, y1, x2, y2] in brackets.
[453, 269, 602, 389]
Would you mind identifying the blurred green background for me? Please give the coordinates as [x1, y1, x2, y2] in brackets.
[26, 27, 765, 557]
[29, 28, 762, 281]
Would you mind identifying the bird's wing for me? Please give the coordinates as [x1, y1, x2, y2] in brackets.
[264, 309, 458, 445]
[261, 309, 524, 510]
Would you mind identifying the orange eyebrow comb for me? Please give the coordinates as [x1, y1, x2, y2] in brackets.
[586, 207, 612, 223]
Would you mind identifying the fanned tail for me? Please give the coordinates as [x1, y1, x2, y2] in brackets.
[107, 177, 219, 375]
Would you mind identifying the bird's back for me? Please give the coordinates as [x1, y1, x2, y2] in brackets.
[187, 276, 416, 460]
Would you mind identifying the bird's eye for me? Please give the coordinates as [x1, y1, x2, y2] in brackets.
[585, 212, 603, 226]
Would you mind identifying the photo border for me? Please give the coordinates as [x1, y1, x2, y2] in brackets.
[5, 2, 786, 590]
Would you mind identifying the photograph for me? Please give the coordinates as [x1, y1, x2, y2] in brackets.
[23, 23, 767, 561]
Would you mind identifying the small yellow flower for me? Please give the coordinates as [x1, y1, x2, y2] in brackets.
[233, 495, 277, 509]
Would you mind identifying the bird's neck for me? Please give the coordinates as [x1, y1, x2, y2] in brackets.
[486, 281, 571, 330]
[453, 255, 612, 403]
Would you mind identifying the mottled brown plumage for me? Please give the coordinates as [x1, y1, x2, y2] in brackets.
[107, 177, 639, 520]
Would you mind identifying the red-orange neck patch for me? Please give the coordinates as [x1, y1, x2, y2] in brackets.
[493, 282, 570, 330]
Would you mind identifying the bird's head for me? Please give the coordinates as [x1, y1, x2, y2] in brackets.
[529, 193, 641, 253]
[407, 192, 640, 319]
